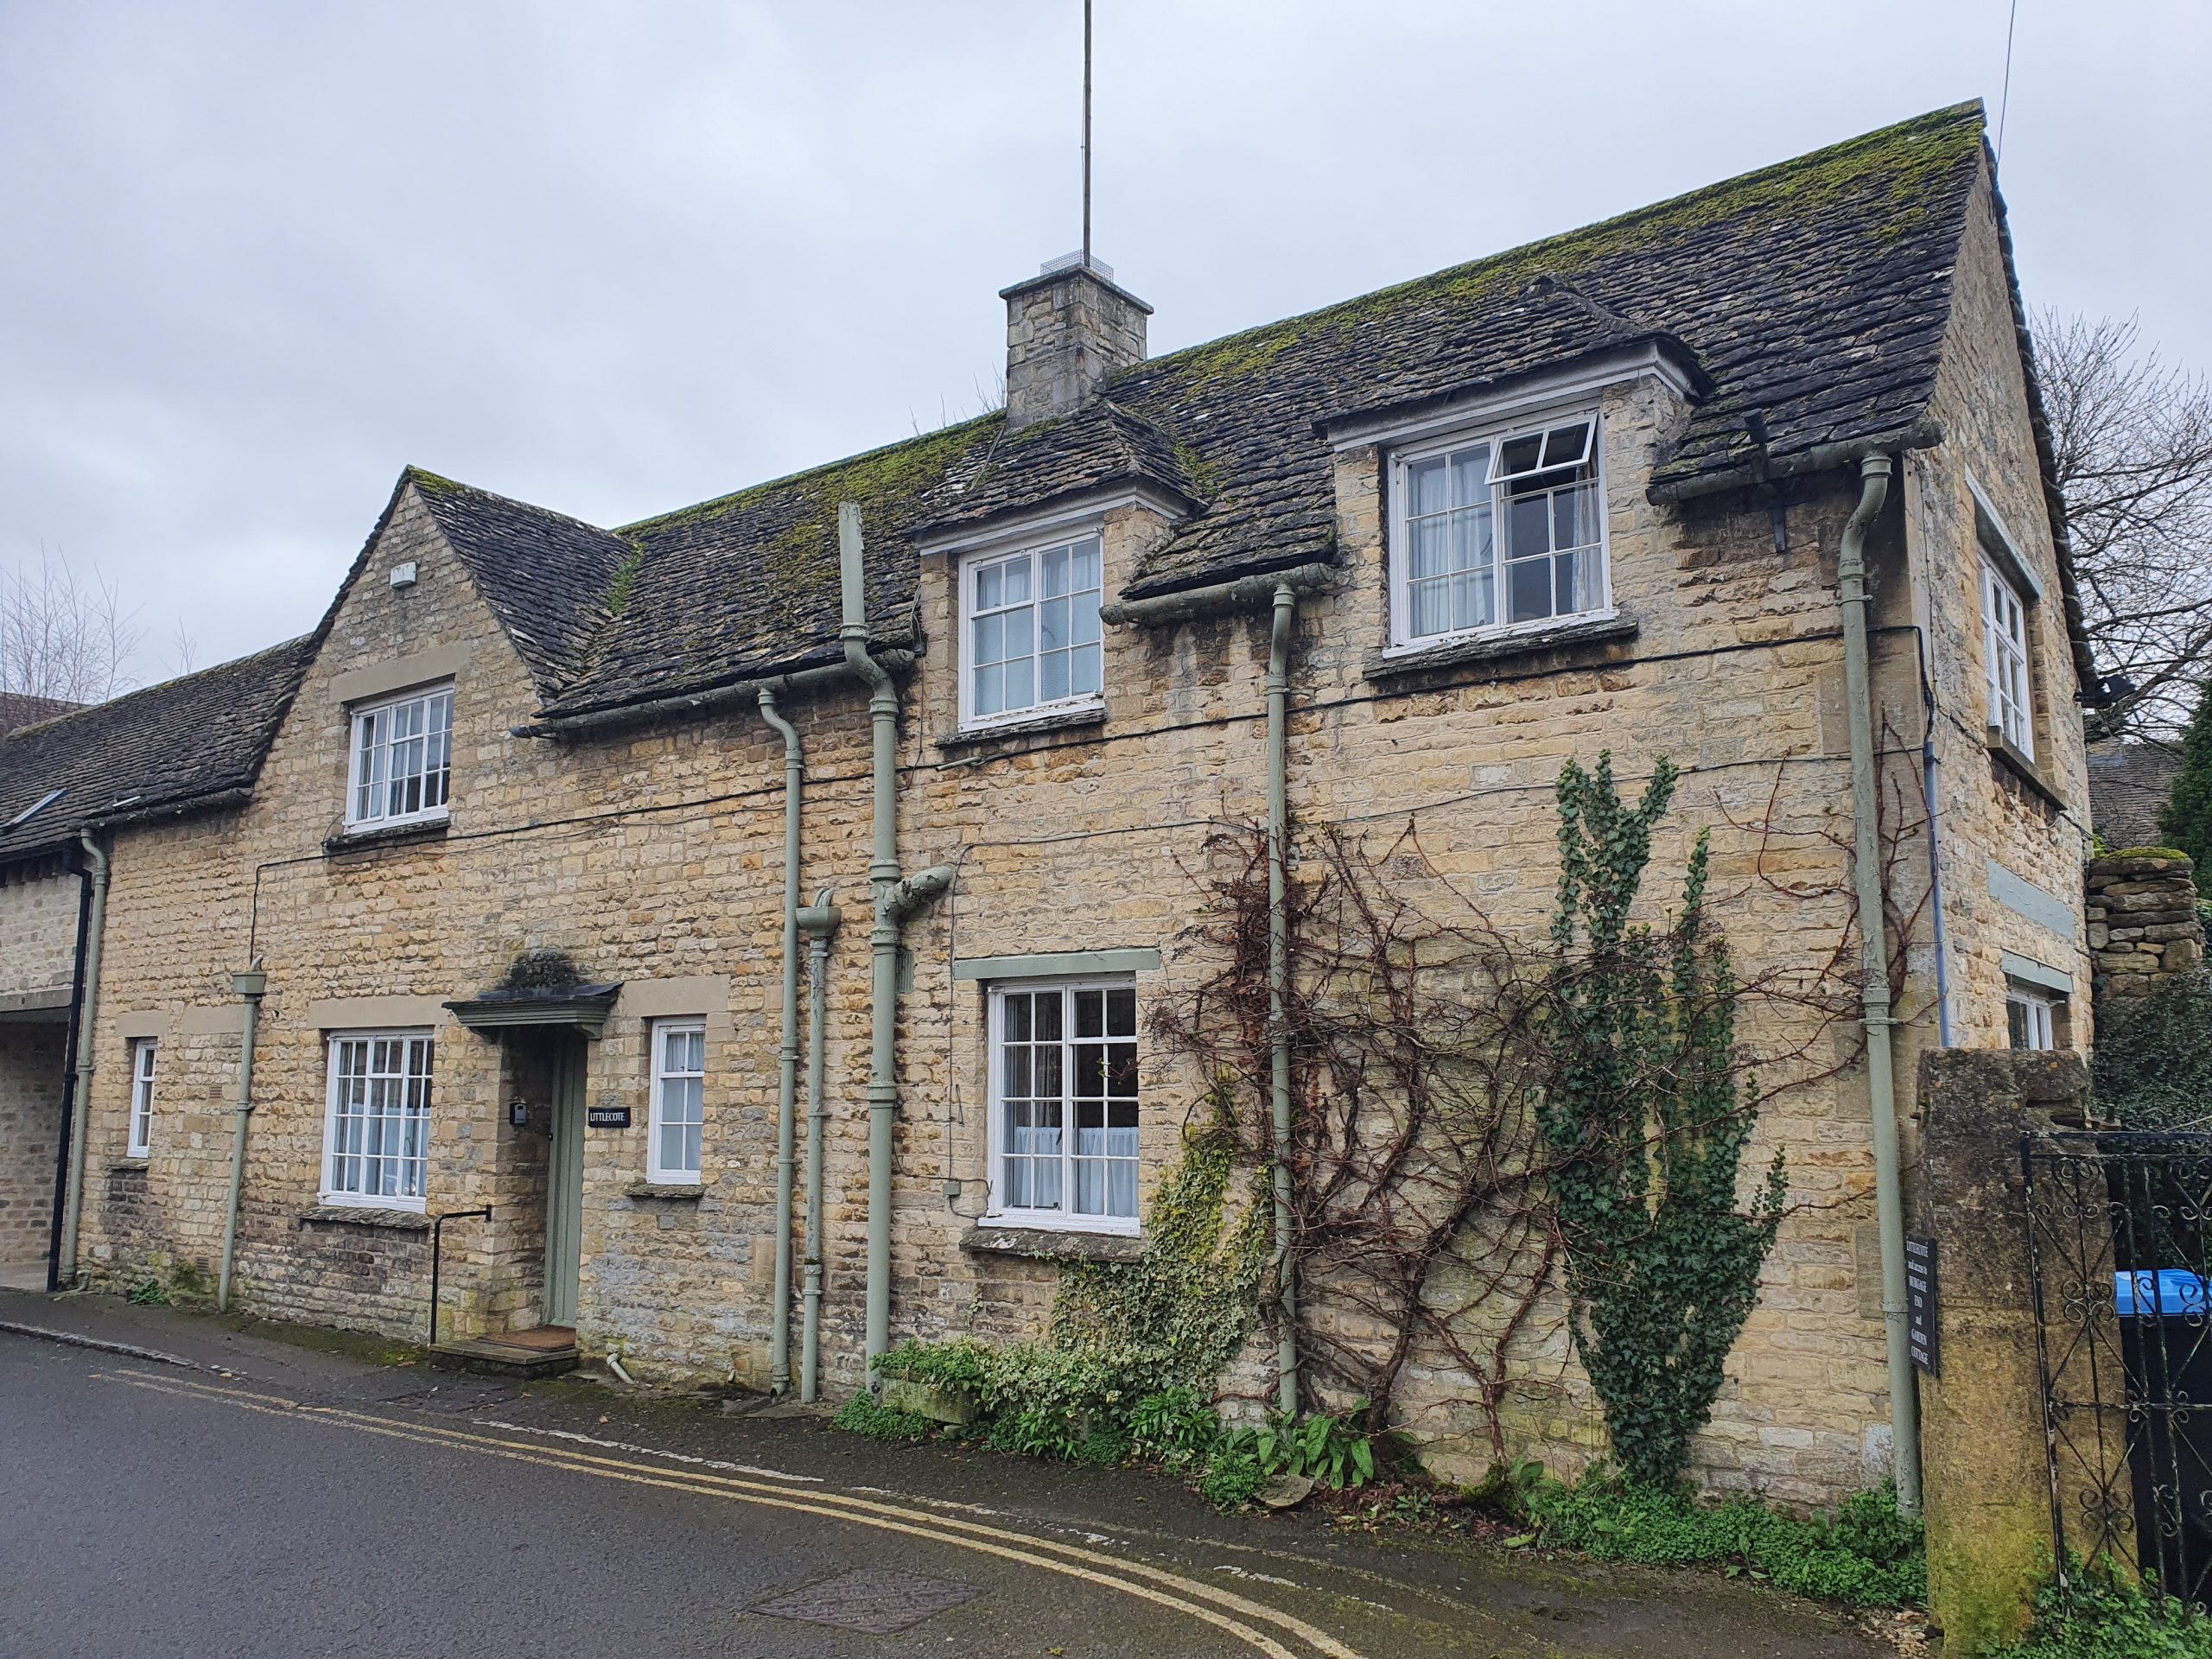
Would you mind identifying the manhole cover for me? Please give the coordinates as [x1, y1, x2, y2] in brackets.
[748, 1567, 982, 1634]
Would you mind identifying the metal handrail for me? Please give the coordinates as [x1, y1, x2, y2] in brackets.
[427, 1207, 493, 1347]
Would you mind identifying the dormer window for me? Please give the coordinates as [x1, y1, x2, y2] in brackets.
[1391, 415, 1608, 646]
[346, 683, 452, 829]
[961, 536, 1104, 729]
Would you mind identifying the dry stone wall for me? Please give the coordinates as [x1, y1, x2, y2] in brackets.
[2086, 852, 2202, 995]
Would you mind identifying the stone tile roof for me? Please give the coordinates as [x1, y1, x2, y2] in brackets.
[405, 469, 638, 696]
[0, 636, 315, 863]
[386, 103, 2010, 720]
[2087, 739, 2183, 850]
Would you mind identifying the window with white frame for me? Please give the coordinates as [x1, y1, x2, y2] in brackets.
[126, 1038, 156, 1159]
[962, 536, 1104, 728]
[1982, 563, 2034, 758]
[2006, 985, 2059, 1052]
[1393, 415, 1606, 645]
[649, 1020, 705, 1184]
[321, 1031, 434, 1208]
[988, 980, 1140, 1230]
[346, 684, 453, 829]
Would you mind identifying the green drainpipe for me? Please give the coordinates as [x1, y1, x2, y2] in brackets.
[758, 685, 804, 1396]
[1835, 450, 1922, 1512]
[216, 966, 267, 1312]
[1266, 582, 1300, 1418]
[797, 891, 842, 1403]
[838, 502, 954, 1386]
[56, 830, 110, 1286]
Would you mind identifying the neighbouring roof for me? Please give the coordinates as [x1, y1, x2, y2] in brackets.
[0, 636, 315, 864]
[2087, 740, 2183, 850]
[0, 692, 84, 739]
[365, 102, 2010, 721]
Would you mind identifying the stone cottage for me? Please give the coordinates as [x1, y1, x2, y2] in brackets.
[0, 103, 2097, 1507]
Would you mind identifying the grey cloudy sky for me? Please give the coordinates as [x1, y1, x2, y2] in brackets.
[4, 0, 2207, 685]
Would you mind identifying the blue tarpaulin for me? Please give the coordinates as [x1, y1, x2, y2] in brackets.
[2116, 1269, 2211, 1318]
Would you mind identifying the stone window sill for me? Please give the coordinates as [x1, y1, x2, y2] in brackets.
[297, 1205, 431, 1232]
[934, 703, 1108, 753]
[325, 816, 451, 855]
[107, 1160, 150, 1174]
[960, 1223, 1144, 1264]
[1365, 613, 1640, 683]
[1987, 728, 2067, 812]
[626, 1182, 705, 1201]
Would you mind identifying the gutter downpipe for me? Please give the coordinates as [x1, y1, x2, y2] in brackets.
[55, 830, 109, 1287]
[215, 967, 267, 1312]
[798, 891, 841, 1403]
[838, 501, 955, 1388]
[1836, 451, 1922, 1512]
[1266, 582, 1300, 1418]
[44, 854, 95, 1293]
[758, 686, 804, 1396]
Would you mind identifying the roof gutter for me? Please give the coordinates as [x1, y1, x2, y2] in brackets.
[1646, 419, 1945, 505]
[511, 652, 917, 741]
[1101, 563, 1335, 628]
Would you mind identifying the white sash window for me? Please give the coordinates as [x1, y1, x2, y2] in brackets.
[127, 1038, 157, 1159]
[649, 1020, 706, 1184]
[962, 537, 1104, 729]
[1982, 563, 2035, 757]
[347, 684, 453, 829]
[988, 979, 1141, 1232]
[1393, 415, 1608, 646]
[321, 1031, 435, 1209]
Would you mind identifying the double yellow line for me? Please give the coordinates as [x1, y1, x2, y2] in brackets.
[97, 1369, 1361, 1659]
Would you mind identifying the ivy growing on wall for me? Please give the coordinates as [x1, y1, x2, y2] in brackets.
[1541, 754, 1786, 1490]
[861, 752, 1809, 1498]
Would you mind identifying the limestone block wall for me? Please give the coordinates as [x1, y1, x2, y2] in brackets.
[1905, 159, 2094, 1060]
[69, 171, 2081, 1509]
[0, 1024, 65, 1267]
[2086, 852, 2203, 995]
[0, 863, 79, 1000]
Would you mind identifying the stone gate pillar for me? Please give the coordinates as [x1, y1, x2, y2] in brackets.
[1914, 1047, 2101, 1655]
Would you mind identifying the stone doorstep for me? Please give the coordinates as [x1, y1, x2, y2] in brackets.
[429, 1326, 579, 1380]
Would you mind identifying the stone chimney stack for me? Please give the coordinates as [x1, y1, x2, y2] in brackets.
[1001, 255, 1151, 431]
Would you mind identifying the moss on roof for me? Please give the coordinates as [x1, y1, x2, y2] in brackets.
[364, 103, 2005, 715]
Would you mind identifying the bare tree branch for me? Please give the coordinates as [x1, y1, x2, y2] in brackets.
[0, 549, 143, 704]
[2035, 311, 2212, 737]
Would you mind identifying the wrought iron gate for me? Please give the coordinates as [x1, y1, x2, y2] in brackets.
[2024, 1129, 2212, 1605]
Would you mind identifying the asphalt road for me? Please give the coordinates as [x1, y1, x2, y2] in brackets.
[0, 1300, 1900, 1659]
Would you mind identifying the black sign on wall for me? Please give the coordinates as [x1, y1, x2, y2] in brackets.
[586, 1106, 632, 1129]
[1904, 1235, 1940, 1375]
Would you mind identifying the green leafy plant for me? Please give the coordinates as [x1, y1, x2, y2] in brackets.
[2094, 967, 2212, 1130]
[864, 1106, 1268, 1470]
[831, 1392, 932, 1443]
[2161, 683, 2212, 897]
[1519, 1472, 1924, 1608]
[1198, 1441, 1268, 1509]
[1541, 754, 1786, 1491]
[1126, 1388, 1222, 1470]
[1994, 1560, 2212, 1658]
[1258, 1410, 1378, 1491]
